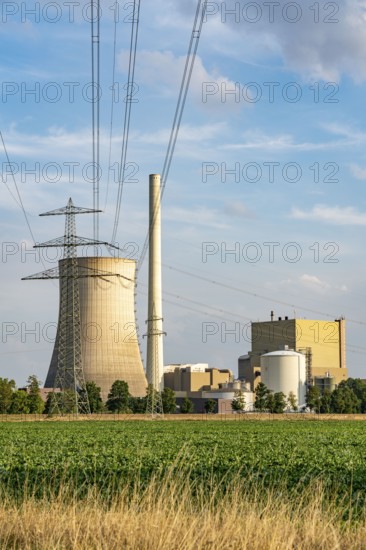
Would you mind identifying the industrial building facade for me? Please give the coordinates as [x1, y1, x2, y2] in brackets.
[239, 316, 347, 390]
[164, 364, 233, 393]
[164, 364, 252, 413]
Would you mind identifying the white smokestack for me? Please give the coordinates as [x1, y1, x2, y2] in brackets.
[146, 173, 164, 391]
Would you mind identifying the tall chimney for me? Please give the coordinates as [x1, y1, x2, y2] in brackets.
[146, 174, 164, 391]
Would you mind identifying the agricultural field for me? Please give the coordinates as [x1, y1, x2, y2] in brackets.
[1, 420, 366, 498]
[2, 420, 366, 548]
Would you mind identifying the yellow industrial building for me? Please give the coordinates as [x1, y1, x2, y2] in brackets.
[239, 315, 347, 390]
[164, 364, 233, 393]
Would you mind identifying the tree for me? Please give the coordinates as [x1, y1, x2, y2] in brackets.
[26, 375, 44, 414]
[204, 399, 217, 414]
[44, 392, 58, 415]
[287, 391, 298, 411]
[266, 391, 275, 413]
[231, 390, 246, 412]
[85, 381, 104, 413]
[320, 389, 332, 414]
[254, 382, 269, 412]
[56, 390, 78, 414]
[106, 380, 131, 413]
[161, 387, 176, 414]
[306, 386, 321, 413]
[273, 392, 287, 414]
[341, 379, 366, 413]
[180, 397, 194, 414]
[330, 385, 360, 414]
[9, 390, 30, 414]
[0, 378, 16, 414]
[129, 396, 146, 413]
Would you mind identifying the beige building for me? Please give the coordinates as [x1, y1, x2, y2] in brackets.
[45, 257, 147, 400]
[164, 363, 233, 393]
[239, 316, 347, 390]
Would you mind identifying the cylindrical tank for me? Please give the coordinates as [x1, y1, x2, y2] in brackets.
[260, 350, 306, 408]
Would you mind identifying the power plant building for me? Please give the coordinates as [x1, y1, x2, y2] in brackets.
[164, 364, 233, 393]
[45, 256, 147, 400]
[239, 315, 347, 390]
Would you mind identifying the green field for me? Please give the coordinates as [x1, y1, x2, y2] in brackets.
[1, 420, 366, 504]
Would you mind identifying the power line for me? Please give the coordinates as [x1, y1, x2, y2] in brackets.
[138, 280, 252, 322]
[162, 263, 366, 327]
[104, 8, 118, 211]
[0, 131, 49, 273]
[137, 0, 208, 269]
[0, 132, 38, 246]
[138, 289, 366, 357]
[111, 0, 141, 245]
[91, 0, 100, 242]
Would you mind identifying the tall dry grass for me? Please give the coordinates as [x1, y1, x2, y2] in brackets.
[1, 473, 366, 549]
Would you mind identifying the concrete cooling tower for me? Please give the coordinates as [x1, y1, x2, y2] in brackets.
[45, 256, 147, 400]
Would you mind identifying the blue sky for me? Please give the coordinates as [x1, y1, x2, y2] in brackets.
[1, 0, 366, 385]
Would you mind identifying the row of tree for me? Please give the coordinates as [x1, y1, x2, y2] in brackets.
[0, 377, 190, 415]
[253, 383, 291, 413]
[0, 376, 44, 414]
[0, 377, 244, 415]
[252, 379, 366, 414]
[305, 379, 366, 414]
[2, 376, 365, 415]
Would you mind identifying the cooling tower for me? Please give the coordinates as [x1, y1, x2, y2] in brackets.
[45, 256, 147, 400]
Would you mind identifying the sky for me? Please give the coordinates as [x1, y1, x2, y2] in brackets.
[1, 0, 366, 386]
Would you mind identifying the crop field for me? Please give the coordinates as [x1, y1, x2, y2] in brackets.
[2, 420, 366, 548]
[1, 420, 366, 499]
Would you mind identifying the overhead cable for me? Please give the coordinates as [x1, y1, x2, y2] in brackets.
[137, 0, 208, 268]
[111, 0, 141, 245]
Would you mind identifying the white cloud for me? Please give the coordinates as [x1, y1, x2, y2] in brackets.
[291, 204, 366, 226]
[133, 122, 227, 145]
[223, 201, 255, 219]
[222, 128, 358, 152]
[118, 49, 242, 110]
[350, 163, 366, 180]
[165, 205, 229, 229]
[299, 274, 330, 291]
[193, 0, 366, 83]
[322, 123, 366, 142]
[299, 274, 349, 295]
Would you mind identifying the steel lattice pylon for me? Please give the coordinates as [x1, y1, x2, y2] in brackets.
[53, 199, 89, 414]
[23, 198, 118, 415]
[145, 303, 165, 418]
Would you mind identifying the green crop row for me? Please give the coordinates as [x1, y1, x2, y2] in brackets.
[1, 421, 366, 506]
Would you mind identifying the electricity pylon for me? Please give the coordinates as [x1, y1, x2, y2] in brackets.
[23, 198, 118, 415]
[144, 304, 165, 417]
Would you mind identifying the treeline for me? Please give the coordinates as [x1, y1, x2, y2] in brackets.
[0, 376, 45, 414]
[305, 379, 366, 414]
[253, 378, 366, 414]
[2, 376, 365, 415]
[0, 377, 180, 415]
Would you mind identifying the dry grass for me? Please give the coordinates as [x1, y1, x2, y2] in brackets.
[1, 475, 366, 549]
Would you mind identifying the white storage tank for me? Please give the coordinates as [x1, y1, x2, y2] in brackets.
[260, 350, 306, 408]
